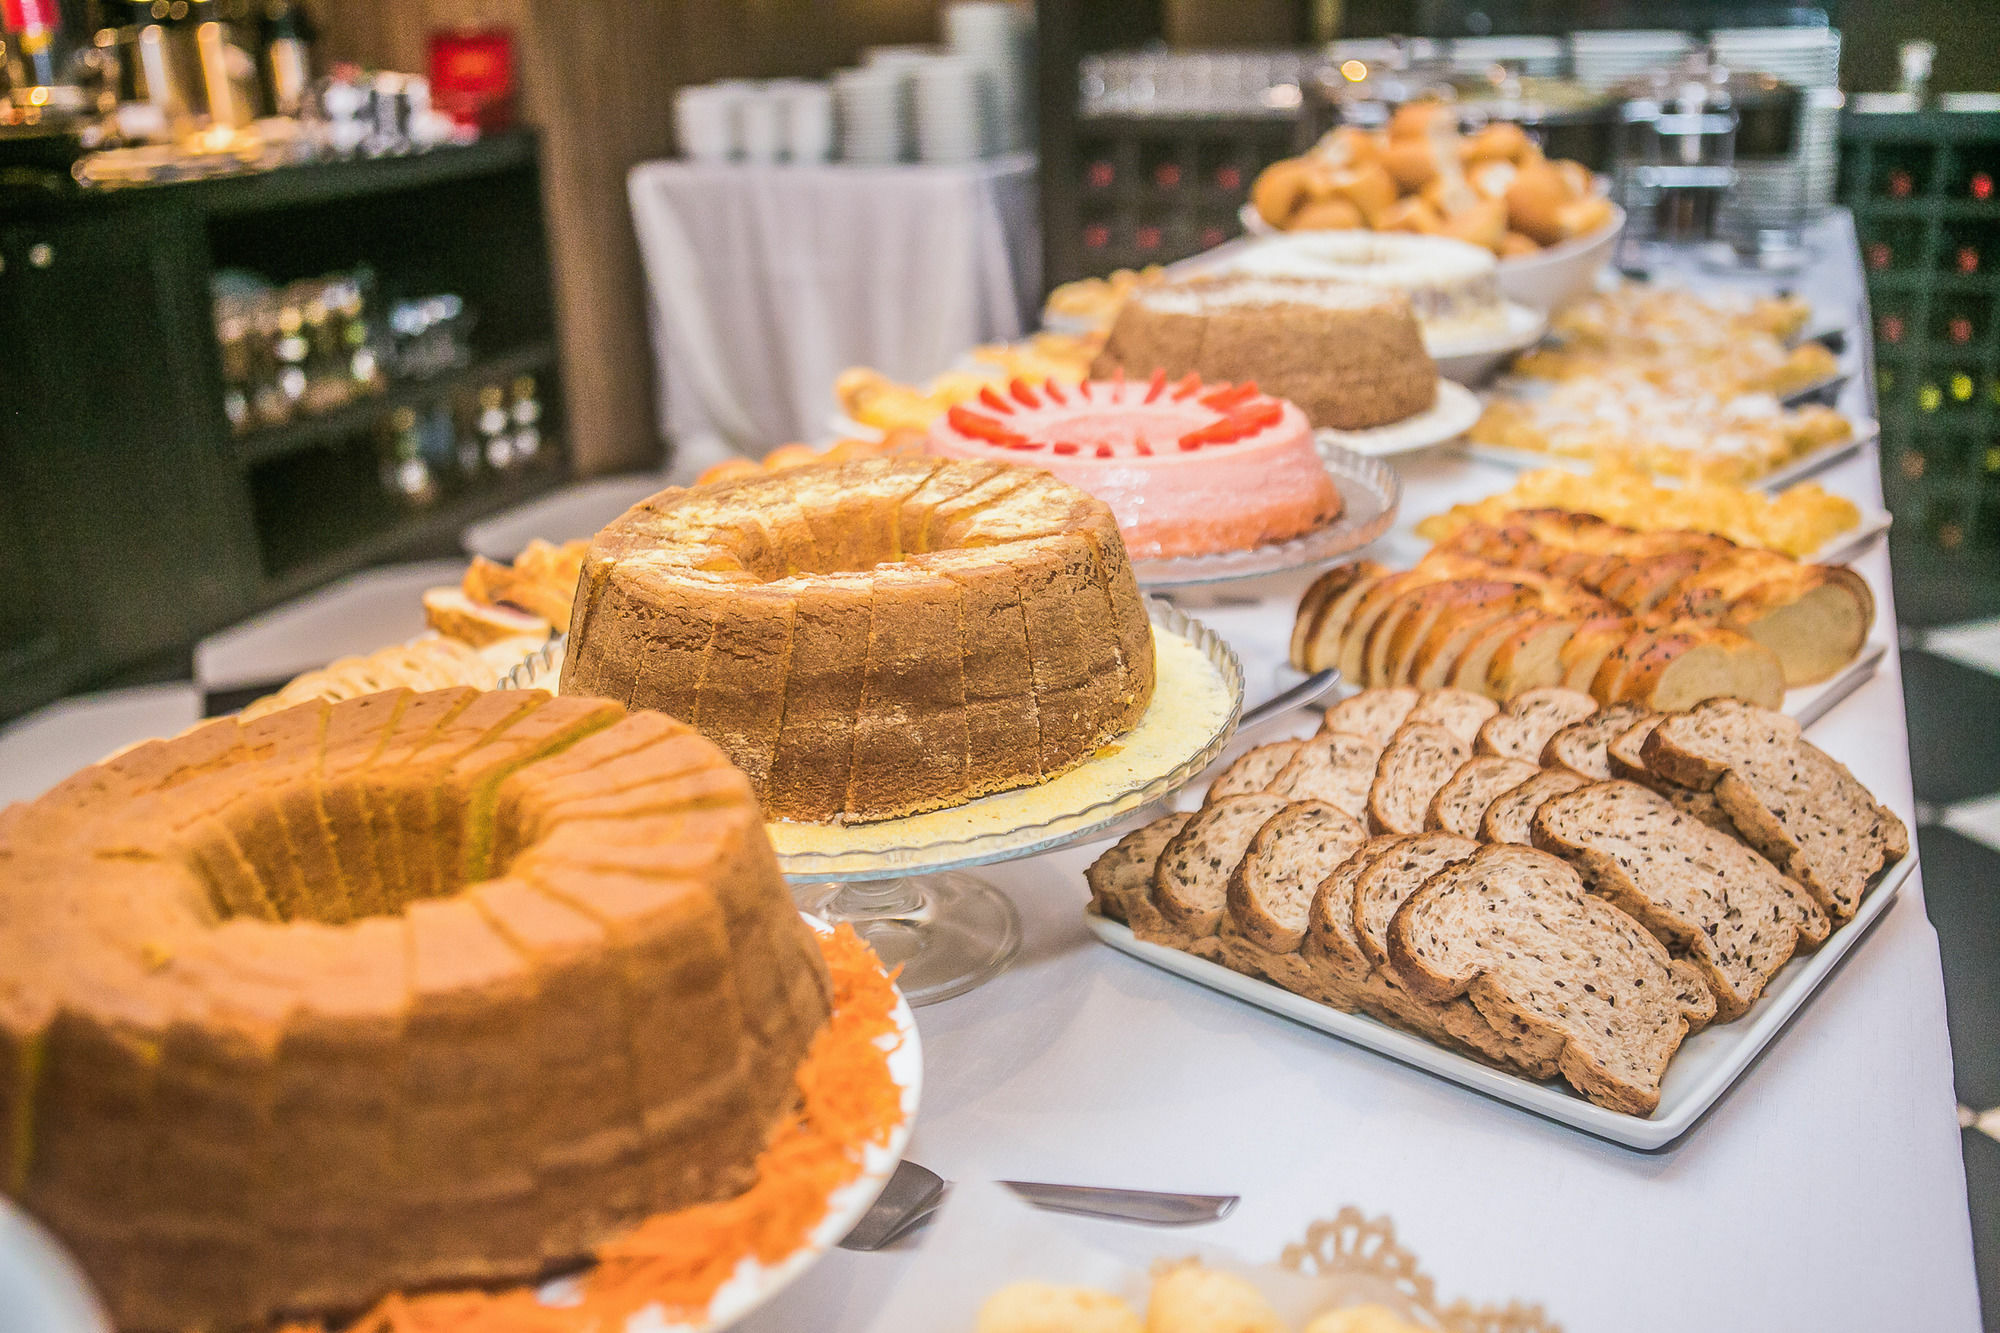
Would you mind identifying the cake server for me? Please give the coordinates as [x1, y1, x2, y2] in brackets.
[838, 1160, 1237, 1251]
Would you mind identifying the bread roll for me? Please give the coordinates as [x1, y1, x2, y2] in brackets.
[1252, 157, 1317, 227]
[1290, 196, 1367, 231]
[1504, 160, 1575, 245]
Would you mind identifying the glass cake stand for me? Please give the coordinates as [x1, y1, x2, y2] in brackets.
[1128, 439, 1402, 590]
[501, 603, 1245, 1006]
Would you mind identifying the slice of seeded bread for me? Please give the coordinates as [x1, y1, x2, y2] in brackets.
[1667, 957, 1719, 1034]
[1426, 756, 1542, 838]
[1226, 801, 1370, 952]
[1541, 702, 1653, 780]
[1532, 781, 1830, 1021]
[1476, 687, 1599, 763]
[1605, 714, 1738, 834]
[1205, 740, 1306, 805]
[1407, 688, 1501, 745]
[1367, 722, 1472, 835]
[1085, 812, 1192, 938]
[1352, 832, 1481, 970]
[1153, 794, 1293, 937]
[1321, 687, 1420, 746]
[1387, 843, 1693, 1115]
[1266, 731, 1380, 819]
[1480, 768, 1590, 845]
[1643, 698, 1910, 921]
[1304, 835, 1414, 983]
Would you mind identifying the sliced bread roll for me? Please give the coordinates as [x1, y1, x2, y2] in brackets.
[1532, 781, 1829, 1021]
[1598, 624, 1786, 712]
[1480, 768, 1590, 845]
[1205, 740, 1305, 804]
[1410, 602, 1536, 689]
[1448, 610, 1550, 695]
[1321, 688, 1419, 746]
[1386, 844, 1695, 1115]
[1371, 581, 1539, 688]
[1643, 698, 1909, 922]
[1667, 559, 1874, 687]
[1484, 613, 1588, 699]
[1153, 794, 1293, 938]
[1406, 688, 1499, 744]
[1476, 687, 1598, 762]
[1426, 756, 1542, 837]
[1541, 702, 1653, 780]
[1085, 811, 1192, 937]
[1267, 731, 1380, 819]
[1226, 801, 1370, 952]
[1304, 835, 1413, 982]
[1367, 722, 1472, 835]
[1291, 561, 1389, 671]
[1558, 617, 1636, 694]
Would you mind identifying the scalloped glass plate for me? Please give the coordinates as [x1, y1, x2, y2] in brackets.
[498, 605, 1244, 884]
[1129, 439, 1402, 590]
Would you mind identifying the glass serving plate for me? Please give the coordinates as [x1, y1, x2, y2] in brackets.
[1130, 439, 1402, 590]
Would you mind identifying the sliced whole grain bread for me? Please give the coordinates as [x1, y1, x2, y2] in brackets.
[1352, 832, 1481, 970]
[1226, 801, 1370, 952]
[1321, 687, 1419, 747]
[1531, 781, 1830, 1021]
[1668, 957, 1719, 1034]
[1541, 702, 1652, 780]
[1386, 843, 1692, 1115]
[1266, 731, 1380, 819]
[1407, 688, 1501, 744]
[1426, 756, 1542, 838]
[1367, 722, 1472, 835]
[1476, 687, 1599, 763]
[1085, 811, 1191, 935]
[1304, 835, 1414, 982]
[1153, 794, 1293, 938]
[1205, 740, 1305, 805]
[1642, 698, 1909, 921]
[1606, 714, 1738, 834]
[1480, 768, 1591, 845]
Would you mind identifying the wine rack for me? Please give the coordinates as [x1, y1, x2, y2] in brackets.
[1841, 109, 2000, 623]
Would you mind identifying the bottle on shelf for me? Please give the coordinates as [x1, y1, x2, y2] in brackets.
[508, 374, 543, 465]
[378, 406, 438, 507]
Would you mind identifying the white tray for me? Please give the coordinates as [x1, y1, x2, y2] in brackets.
[1458, 418, 1877, 493]
[1087, 852, 1916, 1150]
[1786, 638, 1888, 728]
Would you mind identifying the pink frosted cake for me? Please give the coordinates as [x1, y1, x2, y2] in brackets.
[926, 373, 1343, 559]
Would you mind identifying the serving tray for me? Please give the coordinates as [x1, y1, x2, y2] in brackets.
[1458, 417, 1878, 494]
[1088, 852, 1916, 1150]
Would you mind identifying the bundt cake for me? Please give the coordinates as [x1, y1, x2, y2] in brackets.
[1090, 274, 1439, 430]
[560, 458, 1157, 823]
[0, 687, 831, 1332]
[926, 374, 1344, 559]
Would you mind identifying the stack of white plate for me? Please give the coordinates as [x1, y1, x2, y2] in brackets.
[912, 54, 989, 163]
[1447, 36, 1564, 79]
[945, 1, 1033, 153]
[836, 64, 908, 163]
[1710, 26, 1842, 214]
[1570, 29, 1696, 91]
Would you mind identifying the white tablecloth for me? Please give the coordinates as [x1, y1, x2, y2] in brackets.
[735, 213, 1984, 1333]
[627, 154, 1039, 451]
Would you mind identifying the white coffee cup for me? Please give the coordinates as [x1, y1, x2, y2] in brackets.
[739, 88, 782, 163]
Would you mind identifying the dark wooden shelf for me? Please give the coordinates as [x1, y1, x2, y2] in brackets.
[231, 341, 558, 467]
[255, 466, 565, 608]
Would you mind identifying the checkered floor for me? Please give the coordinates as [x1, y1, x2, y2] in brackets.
[1901, 615, 2000, 1328]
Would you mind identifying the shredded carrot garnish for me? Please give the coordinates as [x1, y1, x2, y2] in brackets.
[288, 925, 905, 1333]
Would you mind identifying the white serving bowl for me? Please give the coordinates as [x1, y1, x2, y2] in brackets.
[1235, 202, 1625, 315]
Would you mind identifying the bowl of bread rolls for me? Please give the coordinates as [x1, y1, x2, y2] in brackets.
[1247, 102, 1622, 313]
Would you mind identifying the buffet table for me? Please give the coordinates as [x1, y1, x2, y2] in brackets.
[732, 215, 1984, 1330]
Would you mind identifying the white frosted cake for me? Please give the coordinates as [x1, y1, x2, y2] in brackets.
[1217, 232, 1509, 340]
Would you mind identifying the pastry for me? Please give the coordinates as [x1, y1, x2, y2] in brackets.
[0, 687, 831, 1332]
[925, 373, 1343, 558]
[1089, 275, 1438, 430]
[1215, 231, 1510, 339]
[560, 459, 1156, 823]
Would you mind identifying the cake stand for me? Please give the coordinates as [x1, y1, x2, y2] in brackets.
[500, 602, 1245, 1006]
[1128, 437, 1401, 590]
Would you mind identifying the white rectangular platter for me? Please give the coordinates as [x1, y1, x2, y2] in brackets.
[1087, 852, 1915, 1150]
[1457, 419, 1878, 493]
[1786, 639, 1887, 727]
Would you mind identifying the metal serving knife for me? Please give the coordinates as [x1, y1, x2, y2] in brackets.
[838, 1160, 1237, 1252]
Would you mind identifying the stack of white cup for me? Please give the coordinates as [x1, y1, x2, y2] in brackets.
[944, 1, 1032, 154]
[673, 78, 839, 164]
[835, 64, 907, 163]
[912, 55, 988, 162]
